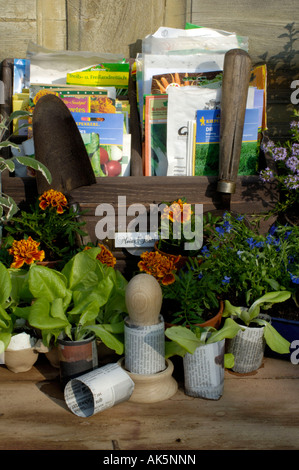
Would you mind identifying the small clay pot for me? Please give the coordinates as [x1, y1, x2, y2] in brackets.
[5, 347, 39, 373]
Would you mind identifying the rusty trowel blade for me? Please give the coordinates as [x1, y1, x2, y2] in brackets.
[32, 93, 96, 195]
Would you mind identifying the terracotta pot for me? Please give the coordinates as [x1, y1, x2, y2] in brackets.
[164, 300, 224, 331]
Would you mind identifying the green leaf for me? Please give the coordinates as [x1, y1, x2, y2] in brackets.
[0, 195, 18, 220]
[61, 248, 101, 290]
[165, 326, 203, 355]
[85, 324, 124, 355]
[15, 156, 52, 184]
[0, 262, 12, 306]
[224, 353, 235, 369]
[248, 291, 291, 318]
[28, 297, 70, 330]
[207, 318, 241, 344]
[254, 318, 291, 354]
[28, 265, 68, 302]
[165, 340, 187, 358]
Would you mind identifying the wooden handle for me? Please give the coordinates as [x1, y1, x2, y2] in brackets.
[218, 49, 252, 194]
[125, 274, 162, 326]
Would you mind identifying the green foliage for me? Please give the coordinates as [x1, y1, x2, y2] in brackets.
[4, 199, 87, 263]
[165, 318, 241, 360]
[198, 211, 299, 307]
[162, 257, 221, 326]
[25, 248, 128, 353]
[0, 111, 52, 222]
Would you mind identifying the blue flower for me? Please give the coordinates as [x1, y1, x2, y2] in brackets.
[215, 226, 225, 236]
[222, 276, 231, 284]
[289, 272, 299, 284]
[246, 237, 255, 248]
[201, 245, 210, 257]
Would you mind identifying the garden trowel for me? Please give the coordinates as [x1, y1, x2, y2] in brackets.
[217, 48, 252, 211]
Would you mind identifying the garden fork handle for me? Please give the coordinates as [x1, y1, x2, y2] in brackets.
[217, 49, 252, 196]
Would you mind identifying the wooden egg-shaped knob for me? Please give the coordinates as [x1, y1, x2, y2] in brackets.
[125, 274, 162, 326]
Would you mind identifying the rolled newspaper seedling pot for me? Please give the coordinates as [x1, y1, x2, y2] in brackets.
[226, 324, 266, 374]
[124, 315, 166, 374]
[183, 339, 225, 400]
[118, 357, 178, 403]
[64, 363, 135, 417]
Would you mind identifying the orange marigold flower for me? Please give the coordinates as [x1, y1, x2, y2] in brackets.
[138, 251, 178, 285]
[39, 189, 68, 214]
[84, 244, 116, 268]
[161, 199, 193, 224]
[9, 237, 45, 269]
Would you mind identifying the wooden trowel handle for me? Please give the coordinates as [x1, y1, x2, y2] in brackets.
[217, 49, 252, 194]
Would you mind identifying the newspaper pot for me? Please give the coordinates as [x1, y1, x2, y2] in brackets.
[183, 339, 225, 400]
[57, 333, 98, 387]
[118, 357, 178, 403]
[226, 317, 269, 373]
[5, 347, 39, 373]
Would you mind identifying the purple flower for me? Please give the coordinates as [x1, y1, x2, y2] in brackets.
[259, 167, 274, 182]
[272, 147, 287, 161]
[292, 143, 299, 157]
[222, 276, 231, 284]
[290, 120, 299, 131]
[284, 174, 299, 190]
[285, 156, 299, 174]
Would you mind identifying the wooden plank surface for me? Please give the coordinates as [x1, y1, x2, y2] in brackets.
[0, 356, 298, 451]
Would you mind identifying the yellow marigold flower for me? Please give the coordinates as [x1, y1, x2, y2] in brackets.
[39, 189, 68, 214]
[138, 251, 178, 285]
[9, 237, 45, 269]
[161, 199, 193, 224]
[84, 244, 116, 268]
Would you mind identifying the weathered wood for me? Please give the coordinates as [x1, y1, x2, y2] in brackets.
[0, 356, 298, 450]
[218, 49, 252, 195]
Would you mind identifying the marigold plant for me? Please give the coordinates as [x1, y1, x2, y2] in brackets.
[138, 251, 178, 285]
[84, 244, 116, 268]
[158, 198, 201, 256]
[8, 236, 45, 269]
[39, 189, 68, 214]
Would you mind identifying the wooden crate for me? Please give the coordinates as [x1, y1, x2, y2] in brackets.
[1, 57, 279, 276]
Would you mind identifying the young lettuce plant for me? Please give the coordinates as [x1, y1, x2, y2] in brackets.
[222, 290, 291, 354]
[165, 317, 241, 368]
[15, 248, 128, 355]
